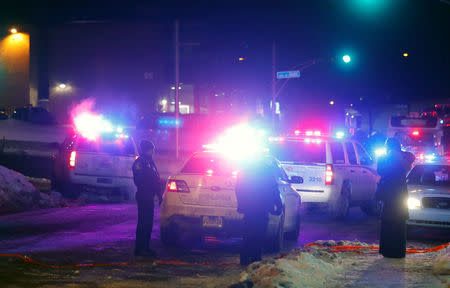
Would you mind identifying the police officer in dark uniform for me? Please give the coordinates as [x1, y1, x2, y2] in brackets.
[235, 159, 283, 265]
[376, 138, 415, 258]
[132, 140, 162, 257]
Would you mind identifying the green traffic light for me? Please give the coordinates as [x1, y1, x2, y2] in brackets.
[342, 55, 351, 63]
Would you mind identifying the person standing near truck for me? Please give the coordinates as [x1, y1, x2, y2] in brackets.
[132, 140, 162, 257]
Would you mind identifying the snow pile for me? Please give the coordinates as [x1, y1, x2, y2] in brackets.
[433, 246, 450, 275]
[0, 165, 65, 214]
[239, 248, 344, 288]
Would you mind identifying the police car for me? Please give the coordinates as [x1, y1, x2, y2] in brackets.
[407, 162, 450, 229]
[269, 131, 379, 219]
[160, 150, 301, 251]
[52, 113, 138, 201]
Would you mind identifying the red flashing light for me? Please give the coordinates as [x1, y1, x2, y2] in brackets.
[314, 131, 321, 136]
[232, 171, 239, 178]
[412, 130, 420, 136]
[206, 169, 214, 176]
[69, 151, 76, 168]
[269, 137, 285, 142]
[306, 131, 313, 136]
[294, 130, 301, 136]
[325, 164, 333, 185]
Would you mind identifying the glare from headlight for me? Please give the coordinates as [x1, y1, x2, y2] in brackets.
[407, 197, 421, 209]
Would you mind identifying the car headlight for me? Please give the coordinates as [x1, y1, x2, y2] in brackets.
[407, 197, 421, 209]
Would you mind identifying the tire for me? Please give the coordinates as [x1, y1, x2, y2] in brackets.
[160, 225, 178, 247]
[122, 188, 136, 202]
[360, 199, 381, 217]
[331, 185, 350, 220]
[62, 183, 80, 199]
[265, 215, 284, 253]
[285, 212, 301, 241]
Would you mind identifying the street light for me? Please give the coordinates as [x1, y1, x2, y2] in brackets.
[329, 100, 335, 105]
[10, 27, 18, 34]
[342, 55, 351, 63]
[58, 83, 67, 90]
[403, 52, 408, 57]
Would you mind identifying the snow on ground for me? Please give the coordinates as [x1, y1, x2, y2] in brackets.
[0, 165, 66, 214]
[0, 119, 70, 143]
[234, 240, 448, 288]
[434, 246, 450, 286]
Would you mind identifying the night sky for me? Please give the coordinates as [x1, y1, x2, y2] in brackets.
[1, 0, 449, 108]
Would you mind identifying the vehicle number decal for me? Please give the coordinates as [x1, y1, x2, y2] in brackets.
[308, 176, 322, 182]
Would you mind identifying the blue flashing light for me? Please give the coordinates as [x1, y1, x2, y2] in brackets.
[335, 131, 345, 139]
[374, 147, 387, 157]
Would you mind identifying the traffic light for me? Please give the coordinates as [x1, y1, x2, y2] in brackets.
[342, 55, 351, 63]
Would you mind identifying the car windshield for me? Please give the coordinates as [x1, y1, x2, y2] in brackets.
[181, 154, 236, 175]
[407, 165, 450, 187]
[269, 140, 326, 164]
[76, 136, 135, 155]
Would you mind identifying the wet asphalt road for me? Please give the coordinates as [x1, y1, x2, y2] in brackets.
[0, 203, 447, 266]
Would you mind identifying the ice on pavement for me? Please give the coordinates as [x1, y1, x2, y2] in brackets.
[0, 165, 65, 214]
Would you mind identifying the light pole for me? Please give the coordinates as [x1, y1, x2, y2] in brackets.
[173, 20, 200, 159]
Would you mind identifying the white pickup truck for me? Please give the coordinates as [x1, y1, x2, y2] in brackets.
[269, 136, 379, 218]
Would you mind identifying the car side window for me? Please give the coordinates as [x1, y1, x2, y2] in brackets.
[355, 143, 373, 166]
[345, 142, 358, 165]
[330, 142, 345, 164]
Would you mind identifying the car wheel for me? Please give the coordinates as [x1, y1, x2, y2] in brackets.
[62, 183, 80, 199]
[331, 186, 350, 220]
[360, 199, 380, 217]
[285, 211, 301, 241]
[265, 215, 284, 253]
[122, 188, 136, 202]
[160, 225, 178, 247]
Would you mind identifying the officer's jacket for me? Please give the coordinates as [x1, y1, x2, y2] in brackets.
[132, 155, 161, 194]
[377, 150, 415, 221]
[235, 166, 282, 217]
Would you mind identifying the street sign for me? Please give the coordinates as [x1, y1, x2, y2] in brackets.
[276, 70, 300, 79]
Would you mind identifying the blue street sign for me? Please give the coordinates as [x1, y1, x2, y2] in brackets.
[276, 70, 301, 79]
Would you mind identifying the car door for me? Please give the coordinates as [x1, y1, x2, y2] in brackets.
[275, 161, 300, 232]
[344, 142, 363, 200]
[354, 142, 378, 200]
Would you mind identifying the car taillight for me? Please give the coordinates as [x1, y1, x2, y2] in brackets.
[167, 180, 190, 193]
[325, 164, 333, 185]
[69, 151, 76, 168]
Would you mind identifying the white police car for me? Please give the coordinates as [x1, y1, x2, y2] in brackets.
[269, 131, 379, 219]
[160, 150, 301, 251]
[52, 113, 138, 201]
[407, 162, 450, 229]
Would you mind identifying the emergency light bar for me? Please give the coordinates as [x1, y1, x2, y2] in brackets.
[74, 112, 128, 141]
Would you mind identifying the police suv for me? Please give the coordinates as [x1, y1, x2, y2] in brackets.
[52, 132, 139, 201]
[160, 150, 301, 251]
[269, 132, 379, 219]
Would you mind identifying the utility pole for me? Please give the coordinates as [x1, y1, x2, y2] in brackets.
[174, 20, 180, 159]
[271, 42, 276, 131]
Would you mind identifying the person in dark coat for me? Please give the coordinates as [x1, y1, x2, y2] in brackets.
[376, 138, 415, 258]
[235, 159, 283, 265]
[132, 140, 162, 257]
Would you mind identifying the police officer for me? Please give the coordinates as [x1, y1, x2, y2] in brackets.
[235, 158, 283, 265]
[132, 140, 162, 257]
[376, 138, 415, 258]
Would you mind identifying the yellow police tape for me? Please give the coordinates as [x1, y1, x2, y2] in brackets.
[0, 242, 448, 269]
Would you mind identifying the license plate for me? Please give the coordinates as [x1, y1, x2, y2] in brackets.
[202, 216, 223, 228]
